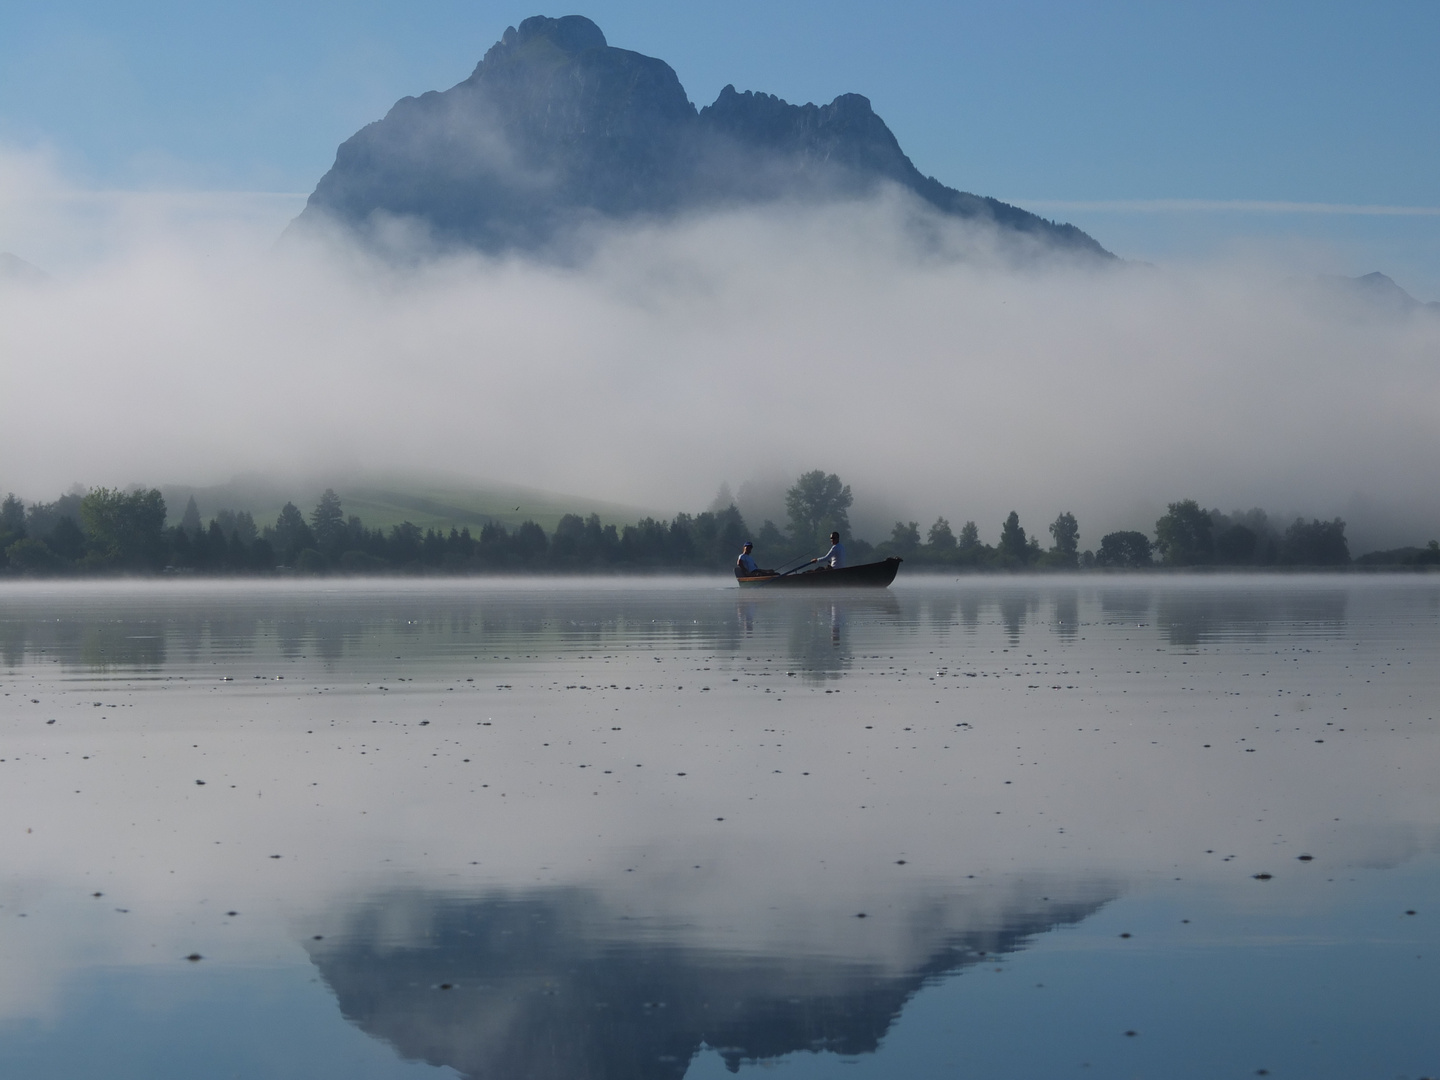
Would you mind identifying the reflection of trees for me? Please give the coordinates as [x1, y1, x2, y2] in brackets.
[0, 600, 293, 672]
[77, 620, 167, 669]
[0, 587, 908, 674]
[0, 617, 167, 671]
[732, 595, 907, 682]
[998, 592, 1033, 645]
[786, 602, 850, 683]
[1050, 590, 1079, 641]
[958, 592, 980, 630]
[276, 616, 310, 659]
[309, 883, 1111, 1080]
[2, 583, 1349, 676]
[927, 595, 959, 636]
[1099, 590, 1152, 625]
[311, 617, 361, 662]
[0, 619, 25, 668]
[1156, 588, 1348, 647]
[771, 595, 901, 684]
[196, 610, 261, 657]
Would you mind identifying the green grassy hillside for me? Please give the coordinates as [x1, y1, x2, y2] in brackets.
[161, 473, 657, 534]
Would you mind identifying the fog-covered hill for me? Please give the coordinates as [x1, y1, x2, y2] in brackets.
[0, 252, 48, 285]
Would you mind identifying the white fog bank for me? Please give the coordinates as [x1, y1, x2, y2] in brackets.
[3, 149, 1438, 552]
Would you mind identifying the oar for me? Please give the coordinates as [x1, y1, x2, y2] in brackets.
[776, 554, 821, 577]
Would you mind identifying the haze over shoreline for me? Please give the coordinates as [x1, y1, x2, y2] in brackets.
[3, 14, 1440, 553]
[4, 188, 1439, 552]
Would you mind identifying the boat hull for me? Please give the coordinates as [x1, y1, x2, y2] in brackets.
[735, 557, 902, 589]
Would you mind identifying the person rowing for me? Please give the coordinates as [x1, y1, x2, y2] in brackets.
[737, 541, 776, 576]
[810, 531, 846, 570]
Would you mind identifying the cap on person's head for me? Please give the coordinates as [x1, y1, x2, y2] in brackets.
[830, 531, 840, 541]
[743, 540, 753, 548]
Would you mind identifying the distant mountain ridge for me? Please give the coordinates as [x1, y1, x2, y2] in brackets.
[0, 252, 48, 285]
[292, 14, 1110, 257]
[1322, 270, 1440, 313]
[159, 471, 655, 535]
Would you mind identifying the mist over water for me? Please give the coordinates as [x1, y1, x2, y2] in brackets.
[4, 147, 1439, 550]
[1, 576, 1437, 1078]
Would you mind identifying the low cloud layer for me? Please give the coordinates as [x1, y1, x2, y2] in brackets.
[3, 146, 1438, 551]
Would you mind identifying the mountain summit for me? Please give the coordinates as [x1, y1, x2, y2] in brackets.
[293, 15, 1109, 257]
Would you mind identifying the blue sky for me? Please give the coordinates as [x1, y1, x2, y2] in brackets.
[2, 0, 1439, 292]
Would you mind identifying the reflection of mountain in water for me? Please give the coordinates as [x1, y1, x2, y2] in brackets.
[308, 884, 1109, 1079]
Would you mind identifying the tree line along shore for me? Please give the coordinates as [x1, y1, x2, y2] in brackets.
[1, 471, 1437, 577]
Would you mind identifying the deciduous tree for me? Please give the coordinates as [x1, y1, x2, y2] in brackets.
[785, 471, 852, 547]
[1048, 511, 1079, 567]
[0, 494, 25, 542]
[890, 520, 921, 554]
[1280, 518, 1349, 565]
[927, 517, 956, 551]
[1097, 531, 1152, 568]
[80, 487, 168, 570]
[1154, 500, 1213, 566]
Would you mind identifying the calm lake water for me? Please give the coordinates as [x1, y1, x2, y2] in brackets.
[0, 576, 1436, 1079]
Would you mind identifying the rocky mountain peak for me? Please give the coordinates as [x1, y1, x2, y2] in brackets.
[291, 15, 1110, 259]
[492, 14, 608, 60]
[472, 15, 612, 81]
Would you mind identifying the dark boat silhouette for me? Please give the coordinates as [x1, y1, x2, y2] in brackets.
[736, 557, 902, 589]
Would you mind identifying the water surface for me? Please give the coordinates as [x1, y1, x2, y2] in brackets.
[1, 577, 1437, 1078]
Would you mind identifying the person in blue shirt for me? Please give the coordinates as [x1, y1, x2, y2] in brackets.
[736, 541, 774, 576]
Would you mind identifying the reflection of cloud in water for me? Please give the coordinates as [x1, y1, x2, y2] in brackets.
[309, 880, 1112, 1080]
[1322, 823, 1440, 870]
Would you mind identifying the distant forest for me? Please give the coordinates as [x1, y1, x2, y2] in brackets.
[1, 474, 1436, 577]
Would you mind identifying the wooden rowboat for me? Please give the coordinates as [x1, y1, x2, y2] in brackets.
[735, 557, 902, 589]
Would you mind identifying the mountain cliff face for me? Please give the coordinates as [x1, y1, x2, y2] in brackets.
[293, 15, 1110, 257]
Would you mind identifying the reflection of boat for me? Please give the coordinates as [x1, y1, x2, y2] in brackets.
[736, 557, 902, 589]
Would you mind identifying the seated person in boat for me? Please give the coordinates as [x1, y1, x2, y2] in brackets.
[736, 542, 775, 576]
[811, 532, 846, 570]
